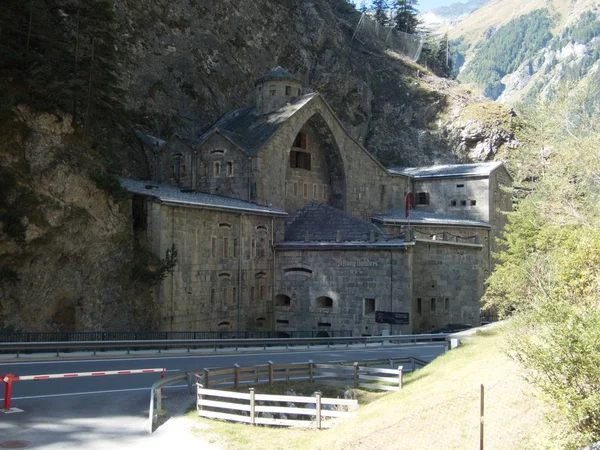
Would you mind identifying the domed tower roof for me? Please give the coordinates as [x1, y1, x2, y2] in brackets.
[254, 66, 299, 86]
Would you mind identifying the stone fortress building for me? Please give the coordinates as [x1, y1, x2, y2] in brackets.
[124, 67, 512, 336]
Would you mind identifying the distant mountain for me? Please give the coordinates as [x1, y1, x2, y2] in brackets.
[448, 0, 600, 109]
[430, 0, 489, 18]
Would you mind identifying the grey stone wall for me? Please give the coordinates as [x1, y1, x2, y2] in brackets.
[255, 79, 302, 115]
[489, 165, 512, 264]
[411, 177, 490, 222]
[145, 199, 284, 331]
[256, 96, 409, 220]
[284, 123, 331, 216]
[410, 240, 482, 332]
[380, 223, 491, 277]
[274, 248, 413, 336]
[196, 134, 252, 200]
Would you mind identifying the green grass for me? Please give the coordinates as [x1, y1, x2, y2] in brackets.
[187, 326, 565, 449]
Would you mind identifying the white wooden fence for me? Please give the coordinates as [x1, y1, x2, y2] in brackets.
[195, 359, 408, 428]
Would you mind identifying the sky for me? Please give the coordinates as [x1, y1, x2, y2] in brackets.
[363, 0, 462, 13]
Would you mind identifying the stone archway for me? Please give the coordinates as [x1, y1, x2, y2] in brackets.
[305, 113, 346, 211]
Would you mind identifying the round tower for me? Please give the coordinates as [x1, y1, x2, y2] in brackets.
[254, 66, 302, 115]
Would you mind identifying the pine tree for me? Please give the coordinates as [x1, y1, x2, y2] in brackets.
[372, 0, 389, 26]
[359, 0, 367, 13]
[393, 0, 419, 34]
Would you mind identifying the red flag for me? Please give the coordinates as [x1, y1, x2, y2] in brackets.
[405, 192, 413, 218]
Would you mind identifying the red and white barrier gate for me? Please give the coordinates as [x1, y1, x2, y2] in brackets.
[1, 368, 165, 412]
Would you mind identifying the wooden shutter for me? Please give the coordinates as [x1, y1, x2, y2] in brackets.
[290, 151, 297, 168]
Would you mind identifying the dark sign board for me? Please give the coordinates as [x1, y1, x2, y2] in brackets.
[375, 311, 410, 325]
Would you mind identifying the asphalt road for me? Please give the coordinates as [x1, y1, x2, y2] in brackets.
[0, 344, 445, 449]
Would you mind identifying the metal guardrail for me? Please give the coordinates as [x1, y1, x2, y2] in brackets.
[0, 334, 449, 357]
[0, 329, 352, 343]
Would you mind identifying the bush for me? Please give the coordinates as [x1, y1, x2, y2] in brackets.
[89, 171, 130, 202]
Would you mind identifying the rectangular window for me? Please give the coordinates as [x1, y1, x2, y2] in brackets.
[285, 181, 289, 195]
[461, 200, 467, 206]
[416, 192, 429, 205]
[290, 150, 311, 170]
[270, 85, 276, 96]
[213, 161, 221, 177]
[444, 297, 450, 313]
[285, 85, 291, 95]
[232, 287, 237, 305]
[456, 184, 464, 188]
[227, 161, 234, 177]
[430, 298, 436, 313]
[297, 88, 301, 96]
[260, 285, 265, 301]
[223, 237, 229, 258]
[210, 288, 215, 303]
[221, 288, 227, 304]
[364, 298, 375, 315]
[293, 182, 298, 197]
[169, 165, 175, 178]
[313, 184, 318, 199]
[250, 286, 255, 302]
[417, 298, 422, 315]
[303, 183, 308, 198]
[181, 164, 186, 178]
[211, 237, 217, 258]
[251, 239, 256, 258]
[323, 185, 328, 200]
[450, 200, 457, 206]
[471, 200, 477, 206]
[233, 238, 238, 258]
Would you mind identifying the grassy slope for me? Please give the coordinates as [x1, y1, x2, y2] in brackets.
[192, 326, 565, 450]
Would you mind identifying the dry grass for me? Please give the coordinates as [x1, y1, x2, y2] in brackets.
[189, 326, 566, 449]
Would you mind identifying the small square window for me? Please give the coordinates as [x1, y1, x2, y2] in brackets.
[460, 200, 467, 206]
[416, 192, 429, 205]
[456, 184, 464, 188]
[364, 298, 375, 315]
[471, 200, 477, 206]
[451, 200, 457, 207]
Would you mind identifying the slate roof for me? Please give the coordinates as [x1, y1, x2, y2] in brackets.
[133, 128, 166, 151]
[285, 202, 390, 242]
[195, 93, 317, 154]
[120, 178, 287, 216]
[388, 161, 504, 179]
[372, 209, 490, 228]
[254, 66, 300, 85]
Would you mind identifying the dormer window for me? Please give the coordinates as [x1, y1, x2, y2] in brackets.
[285, 86, 291, 96]
[213, 161, 221, 177]
[270, 85, 276, 96]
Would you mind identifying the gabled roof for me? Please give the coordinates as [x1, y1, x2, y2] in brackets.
[254, 66, 300, 85]
[388, 161, 505, 179]
[285, 202, 387, 242]
[372, 209, 490, 228]
[195, 93, 317, 155]
[120, 178, 287, 217]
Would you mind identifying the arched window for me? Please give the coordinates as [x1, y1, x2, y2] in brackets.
[316, 296, 333, 308]
[275, 294, 291, 307]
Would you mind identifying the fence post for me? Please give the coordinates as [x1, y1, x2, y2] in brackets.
[268, 361, 274, 385]
[398, 366, 404, 390]
[203, 369, 210, 389]
[250, 388, 256, 425]
[197, 375, 203, 412]
[480, 384, 485, 450]
[234, 364, 240, 389]
[309, 360, 314, 383]
[411, 358, 416, 372]
[316, 391, 322, 429]
[353, 362, 359, 388]
[187, 372, 193, 394]
[156, 388, 162, 411]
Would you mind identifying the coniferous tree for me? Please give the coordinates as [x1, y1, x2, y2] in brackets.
[393, 0, 419, 34]
[359, 0, 368, 12]
[372, 0, 389, 26]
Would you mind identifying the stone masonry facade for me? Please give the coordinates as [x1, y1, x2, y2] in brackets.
[126, 67, 512, 334]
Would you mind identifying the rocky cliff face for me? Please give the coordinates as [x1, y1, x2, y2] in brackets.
[0, 0, 512, 331]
